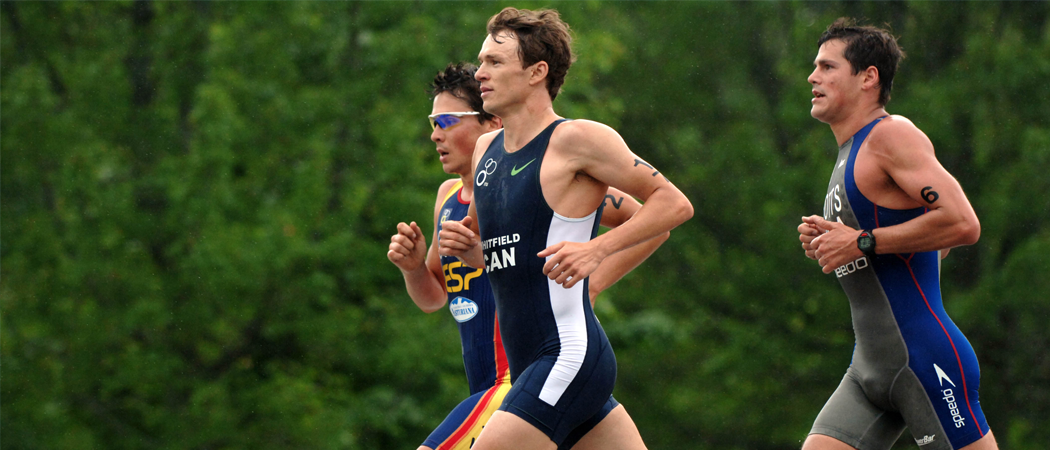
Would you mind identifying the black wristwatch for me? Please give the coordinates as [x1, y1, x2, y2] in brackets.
[857, 229, 877, 257]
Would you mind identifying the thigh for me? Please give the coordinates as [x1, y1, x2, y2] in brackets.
[809, 371, 905, 450]
[471, 410, 557, 450]
[802, 434, 858, 450]
[423, 380, 512, 450]
[558, 395, 618, 450]
[565, 404, 647, 450]
[960, 431, 998, 450]
[892, 366, 990, 450]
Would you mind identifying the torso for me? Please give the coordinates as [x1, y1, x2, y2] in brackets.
[825, 117, 970, 402]
[436, 180, 509, 395]
[818, 117, 989, 444]
[472, 119, 611, 388]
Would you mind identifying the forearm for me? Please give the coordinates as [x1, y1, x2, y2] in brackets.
[588, 231, 669, 302]
[401, 266, 448, 313]
[592, 187, 692, 259]
[873, 208, 979, 254]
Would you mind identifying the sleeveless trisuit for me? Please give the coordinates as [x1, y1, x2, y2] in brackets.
[810, 117, 990, 450]
[422, 180, 511, 450]
[473, 120, 620, 448]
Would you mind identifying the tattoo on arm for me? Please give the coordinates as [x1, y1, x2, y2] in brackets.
[920, 186, 940, 204]
[634, 158, 669, 182]
[604, 195, 624, 209]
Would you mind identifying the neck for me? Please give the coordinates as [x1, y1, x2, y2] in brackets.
[829, 104, 888, 146]
[496, 93, 560, 152]
[458, 174, 474, 202]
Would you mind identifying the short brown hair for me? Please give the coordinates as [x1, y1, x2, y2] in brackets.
[430, 62, 496, 123]
[818, 17, 906, 106]
[487, 7, 575, 101]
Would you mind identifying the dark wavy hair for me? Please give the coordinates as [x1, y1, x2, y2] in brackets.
[818, 17, 906, 106]
[487, 7, 575, 101]
[430, 62, 496, 123]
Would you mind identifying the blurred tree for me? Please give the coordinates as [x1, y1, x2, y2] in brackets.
[1, 2, 1047, 449]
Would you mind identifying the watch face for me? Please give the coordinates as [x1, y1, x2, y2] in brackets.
[859, 235, 874, 251]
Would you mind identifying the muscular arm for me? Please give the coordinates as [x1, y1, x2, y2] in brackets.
[588, 187, 670, 303]
[539, 121, 693, 288]
[863, 118, 980, 252]
[387, 180, 455, 313]
[807, 117, 979, 273]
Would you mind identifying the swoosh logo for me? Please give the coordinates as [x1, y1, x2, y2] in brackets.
[511, 158, 536, 176]
[934, 364, 956, 387]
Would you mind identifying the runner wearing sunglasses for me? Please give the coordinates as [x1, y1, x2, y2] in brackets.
[388, 62, 667, 450]
[438, 8, 693, 450]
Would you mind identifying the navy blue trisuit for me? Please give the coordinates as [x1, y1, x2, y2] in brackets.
[422, 180, 511, 450]
[810, 117, 991, 449]
[472, 119, 620, 448]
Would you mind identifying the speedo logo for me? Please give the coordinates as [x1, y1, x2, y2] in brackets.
[934, 364, 967, 429]
[915, 435, 935, 446]
[834, 256, 869, 278]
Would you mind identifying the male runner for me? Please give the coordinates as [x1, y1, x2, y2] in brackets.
[389, 63, 666, 450]
[438, 8, 693, 450]
[797, 18, 998, 450]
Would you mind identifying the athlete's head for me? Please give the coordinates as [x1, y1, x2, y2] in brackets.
[431, 62, 497, 123]
[429, 63, 501, 176]
[485, 7, 575, 102]
[817, 17, 905, 106]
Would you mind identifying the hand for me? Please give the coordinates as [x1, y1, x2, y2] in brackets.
[438, 216, 479, 259]
[798, 217, 822, 260]
[387, 221, 426, 271]
[804, 215, 864, 274]
[538, 240, 607, 289]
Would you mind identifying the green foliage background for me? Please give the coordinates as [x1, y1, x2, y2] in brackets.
[2, 1, 1048, 449]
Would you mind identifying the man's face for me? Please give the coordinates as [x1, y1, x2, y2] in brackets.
[430, 93, 487, 176]
[476, 32, 531, 115]
[808, 39, 864, 124]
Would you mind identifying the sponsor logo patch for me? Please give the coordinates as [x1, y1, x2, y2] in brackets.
[450, 296, 478, 323]
[915, 435, 935, 446]
[475, 158, 497, 186]
[511, 158, 535, 176]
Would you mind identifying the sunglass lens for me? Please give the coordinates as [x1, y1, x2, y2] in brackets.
[434, 115, 462, 130]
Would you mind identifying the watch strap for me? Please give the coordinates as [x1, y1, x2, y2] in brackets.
[858, 229, 877, 257]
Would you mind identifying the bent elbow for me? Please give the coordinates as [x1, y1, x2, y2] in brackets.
[959, 218, 981, 246]
[421, 303, 446, 314]
[676, 197, 695, 225]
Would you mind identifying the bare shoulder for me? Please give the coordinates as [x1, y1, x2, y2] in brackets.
[867, 115, 934, 158]
[555, 119, 619, 141]
[473, 128, 502, 165]
[437, 178, 461, 199]
[551, 119, 626, 154]
[476, 128, 501, 149]
[433, 177, 461, 215]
